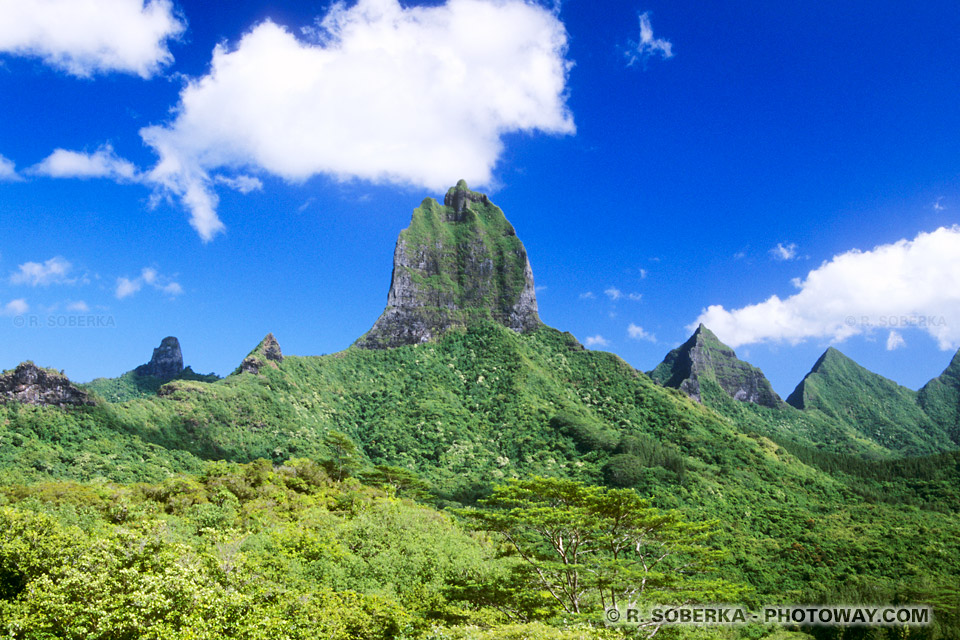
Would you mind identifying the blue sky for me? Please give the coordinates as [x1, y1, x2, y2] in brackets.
[1, 0, 959, 399]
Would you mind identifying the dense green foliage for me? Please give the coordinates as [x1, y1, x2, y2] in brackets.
[84, 367, 220, 403]
[919, 351, 960, 443]
[2, 321, 959, 637]
[460, 477, 746, 618]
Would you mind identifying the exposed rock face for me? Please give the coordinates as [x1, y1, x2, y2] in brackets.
[240, 333, 284, 375]
[356, 180, 541, 349]
[0, 362, 94, 407]
[648, 324, 783, 408]
[134, 336, 184, 380]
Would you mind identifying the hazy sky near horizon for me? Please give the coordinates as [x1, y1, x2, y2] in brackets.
[1, 0, 959, 397]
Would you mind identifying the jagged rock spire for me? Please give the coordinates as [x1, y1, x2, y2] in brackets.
[240, 333, 284, 375]
[356, 181, 540, 349]
[134, 336, 184, 380]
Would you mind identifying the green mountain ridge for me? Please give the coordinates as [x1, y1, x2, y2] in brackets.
[2, 183, 960, 637]
[785, 347, 955, 456]
[84, 336, 220, 402]
[919, 349, 960, 443]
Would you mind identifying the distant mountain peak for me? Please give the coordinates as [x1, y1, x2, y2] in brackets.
[134, 336, 184, 380]
[648, 325, 783, 408]
[356, 181, 540, 349]
[240, 333, 284, 375]
[787, 345, 955, 453]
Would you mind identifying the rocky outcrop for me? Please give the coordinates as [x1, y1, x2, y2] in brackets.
[240, 333, 284, 375]
[134, 336, 184, 380]
[356, 180, 541, 349]
[648, 324, 783, 408]
[0, 362, 94, 407]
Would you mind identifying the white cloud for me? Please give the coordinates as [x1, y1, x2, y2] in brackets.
[0, 154, 21, 181]
[215, 174, 263, 194]
[886, 331, 905, 351]
[770, 242, 798, 261]
[66, 300, 89, 312]
[626, 12, 673, 66]
[116, 267, 181, 299]
[638, 268, 648, 279]
[2, 299, 28, 316]
[584, 334, 609, 348]
[694, 225, 960, 350]
[933, 197, 945, 212]
[605, 286, 641, 301]
[115, 277, 141, 299]
[10, 256, 74, 286]
[31, 145, 139, 181]
[579, 291, 596, 300]
[627, 323, 656, 342]
[140, 0, 574, 241]
[0, 0, 185, 78]
[160, 281, 183, 296]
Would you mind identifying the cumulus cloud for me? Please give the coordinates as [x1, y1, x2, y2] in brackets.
[694, 226, 960, 350]
[584, 334, 609, 348]
[0, 0, 185, 78]
[10, 256, 74, 286]
[0, 154, 20, 181]
[2, 299, 28, 316]
[115, 277, 141, 299]
[886, 331, 905, 351]
[579, 291, 596, 300]
[627, 323, 656, 342]
[140, 0, 574, 241]
[31, 145, 139, 181]
[626, 12, 673, 66]
[66, 300, 89, 312]
[770, 242, 799, 261]
[115, 267, 181, 299]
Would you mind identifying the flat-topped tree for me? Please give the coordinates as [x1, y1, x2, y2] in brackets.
[356, 180, 541, 349]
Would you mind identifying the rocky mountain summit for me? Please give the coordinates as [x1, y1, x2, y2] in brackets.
[648, 324, 782, 408]
[356, 180, 540, 349]
[134, 336, 184, 379]
[240, 333, 284, 375]
[0, 362, 94, 407]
